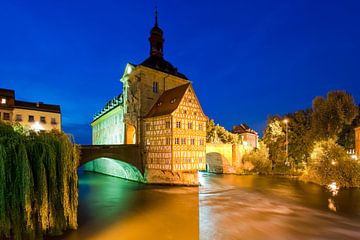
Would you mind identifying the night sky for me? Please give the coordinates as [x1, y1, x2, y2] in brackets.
[1, 0, 360, 144]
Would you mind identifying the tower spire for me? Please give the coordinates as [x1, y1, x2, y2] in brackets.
[155, 7, 158, 27]
[149, 8, 164, 57]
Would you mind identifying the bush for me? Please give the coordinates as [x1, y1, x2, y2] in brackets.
[302, 139, 360, 188]
[241, 142, 271, 174]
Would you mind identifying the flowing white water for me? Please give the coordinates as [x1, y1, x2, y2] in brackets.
[58, 171, 360, 240]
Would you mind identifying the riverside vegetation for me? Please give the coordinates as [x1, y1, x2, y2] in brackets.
[207, 90, 360, 188]
[0, 122, 79, 239]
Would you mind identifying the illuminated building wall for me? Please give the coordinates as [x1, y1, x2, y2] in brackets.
[356, 127, 360, 157]
[0, 88, 61, 131]
[144, 84, 207, 172]
[91, 102, 124, 145]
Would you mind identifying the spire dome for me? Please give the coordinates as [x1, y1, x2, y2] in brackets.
[149, 8, 164, 57]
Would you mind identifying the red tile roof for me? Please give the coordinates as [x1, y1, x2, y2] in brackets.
[145, 83, 190, 118]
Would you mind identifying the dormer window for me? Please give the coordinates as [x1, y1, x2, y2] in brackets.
[157, 102, 162, 106]
[1, 98, 6, 104]
[170, 98, 177, 104]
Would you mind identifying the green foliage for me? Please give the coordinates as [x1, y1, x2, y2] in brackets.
[206, 119, 240, 144]
[287, 110, 314, 165]
[263, 91, 359, 175]
[302, 139, 360, 188]
[263, 117, 286, 167]
[241, 142, 271, 174]
[312, 91, 358, 140]
[0, 122, 79, 239]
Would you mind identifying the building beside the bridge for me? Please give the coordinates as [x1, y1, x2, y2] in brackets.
[232, 123, 258, 149]
[355, 126, 360, 158]
[144, 83, 207, 172]
[89, 11, 206, 184]
[0, 88, 61, 131]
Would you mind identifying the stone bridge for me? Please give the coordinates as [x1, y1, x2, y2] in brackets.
[78, 144, 144, 174]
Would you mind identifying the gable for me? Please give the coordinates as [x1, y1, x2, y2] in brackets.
[173, 85, 207, 120]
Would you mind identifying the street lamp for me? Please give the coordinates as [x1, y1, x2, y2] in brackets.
[283, 118, 289, 166]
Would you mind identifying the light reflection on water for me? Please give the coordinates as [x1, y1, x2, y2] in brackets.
[200, 173, 360, 240]
[58, 171, 360, 240]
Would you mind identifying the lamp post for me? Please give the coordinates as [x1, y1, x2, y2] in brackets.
[283, 118, 289, 166]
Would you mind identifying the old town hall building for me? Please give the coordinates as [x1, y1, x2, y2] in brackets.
[89, 12, 207, 184]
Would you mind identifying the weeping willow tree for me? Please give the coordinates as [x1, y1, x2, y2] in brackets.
[0, 122, 79, 239]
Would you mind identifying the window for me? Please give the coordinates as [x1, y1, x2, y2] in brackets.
[3, 112, 10, 120]
[199, 124, 203, 131]
[194, 112, 197, 116]
[51, 118, 57, 125]
[190, 138, 195, 145]
[1, 98, 6, 104]
[181, 138, 186, 145]
[152, 81, 159, 93]
[188, 122, 193, 129]
[175, 138, 180, 145]
[176, 121, 181, 128]
[199, 157, 203, 163]
[28, 115, 34, 122]
[15, 114, 22, 122]
[166, 138, 171, 145]
[40, 116, 46, 123]
[146, 123, 151, 131]
[200, 139, 204, 145]
[165, 121, 171, 129]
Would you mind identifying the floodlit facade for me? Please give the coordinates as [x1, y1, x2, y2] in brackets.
[90, 11, 207, 184]
[0, 88, 61, 131]
[355, 127, 360, 157]
[232, 123, 258, 149]
[91, 95, 124, 144]
[144, 83, 207, 172]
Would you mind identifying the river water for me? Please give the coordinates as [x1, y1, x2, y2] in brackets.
[60, 171, 360, 240]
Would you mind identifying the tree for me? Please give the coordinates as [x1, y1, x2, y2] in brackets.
[337, 105, 360, 149]
[311, 91, 358, 140]
[304, 139, 360, 187]
[206, 119, 240, 144]
[263, 117, 286, 168]
[287, 109, 314, 165]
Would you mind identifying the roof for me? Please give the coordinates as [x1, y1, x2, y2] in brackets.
[92, 94, 123, 122]
[0, 88, 15, 98]
[232, 123, 258, 135]
[140, 55, 187, 79]
[146, 83, 190, 118]
[15, 100, 61, 113]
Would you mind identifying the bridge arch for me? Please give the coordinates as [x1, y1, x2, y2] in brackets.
[205, 143, 235, 173]
[79, 144, 144, 182]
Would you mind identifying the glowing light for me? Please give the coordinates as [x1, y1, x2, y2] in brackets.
[243, 141, 249, 147]
[283, 118, 289, 124]
[127, 66, 132, 74]
[32, 122, 44, 132]
[1, 98, 6, 104]
[327, 182, 339, 196]
[351, 155, 358, 160]
[331, 160, 336, 165]
[328, 198, 337, 212]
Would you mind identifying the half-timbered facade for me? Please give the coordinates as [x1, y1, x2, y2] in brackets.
[144, 83, 207, 172]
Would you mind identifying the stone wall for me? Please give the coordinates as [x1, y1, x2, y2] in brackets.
[145, 169, 199, 186]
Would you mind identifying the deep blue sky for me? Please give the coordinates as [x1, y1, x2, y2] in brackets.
[1, 0, 360, 144]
